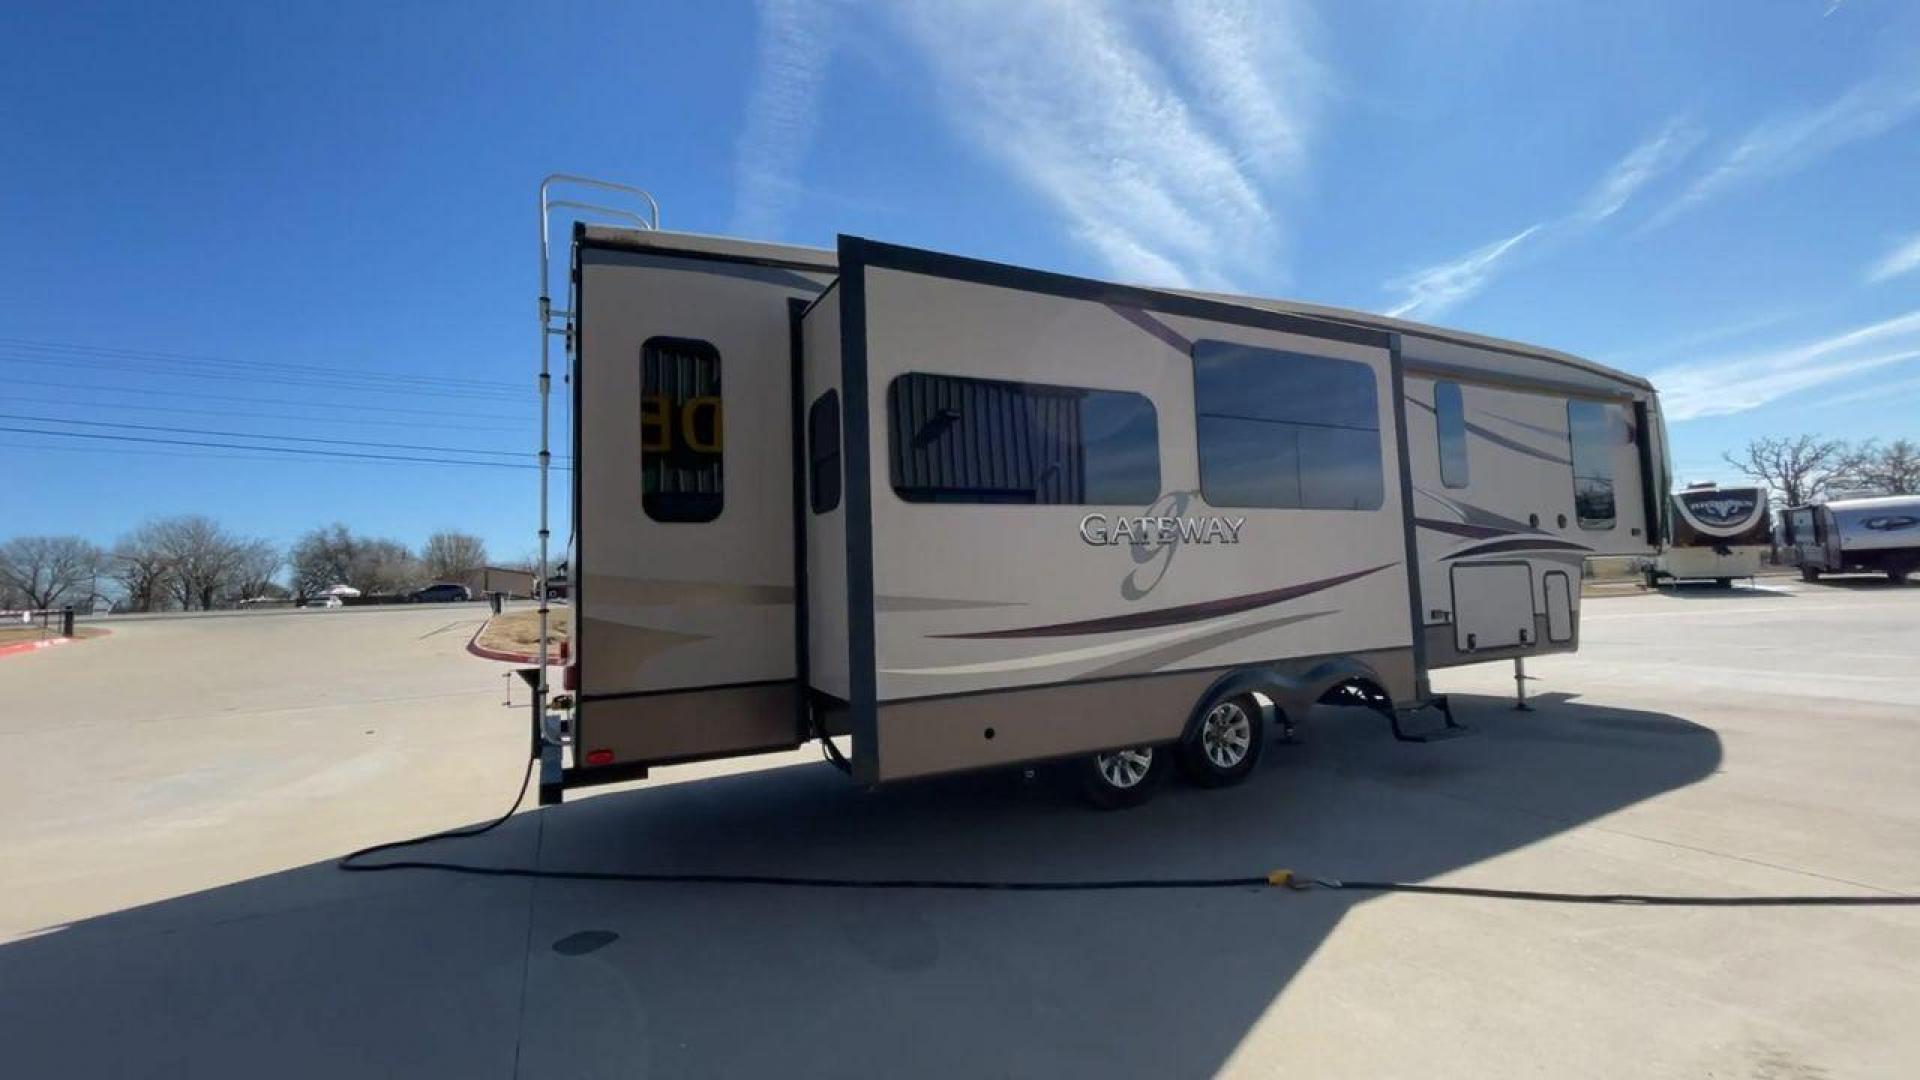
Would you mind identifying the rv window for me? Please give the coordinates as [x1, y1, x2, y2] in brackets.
[887, 372, 1159, 505]
[1435, 381, 1469, 489]
[1191, 341, 1384, 511]
[808, 390, 841, 514]
[1567, 400, 1619, 530]
[641, 337, 724, 523]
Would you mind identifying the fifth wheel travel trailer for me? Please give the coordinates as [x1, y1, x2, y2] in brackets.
[1647, 483, 1771, 587]
[529, 176, 1668, 809]
[1782, 494, 1920, 584]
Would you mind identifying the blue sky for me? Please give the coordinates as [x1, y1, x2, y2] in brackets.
[3, 1, 1918, 565]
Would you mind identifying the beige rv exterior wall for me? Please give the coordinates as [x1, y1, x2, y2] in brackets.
[859, 265, 1412, 706]
[801, 289, 851, 701]
[1403, 373, 1592, 660]
[573, 248, 830, 699]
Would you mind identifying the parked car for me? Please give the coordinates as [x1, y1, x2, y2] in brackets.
[408, 582, 473, 603]
[300, 594, 343, 609]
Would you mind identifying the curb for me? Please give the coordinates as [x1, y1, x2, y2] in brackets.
[0, 628, 108, 659]
[465, 619, 568, 666]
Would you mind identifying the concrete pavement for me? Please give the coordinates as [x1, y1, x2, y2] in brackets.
[1, 583, 1916, 1078]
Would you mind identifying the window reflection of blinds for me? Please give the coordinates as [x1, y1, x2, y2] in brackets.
[642, 337, 723, 523]
[891, 374, 1087, 503]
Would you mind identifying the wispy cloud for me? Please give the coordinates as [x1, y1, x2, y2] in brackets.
[893, 0, 1324, 289]
[1644, 76, 1920, 232]
[1161, 0, 1325, 182]
[1385, 225, 1540, 320]
[1576, 118, 1704, 224]
[1384, 119, 1696, 320]
[1809, 368, 1920, 410]
[1866, 232, 1920, 284]
[1650, 309, 1920, 420]
[731, 0, 839, 238]
[1601, 308, 1807, 367]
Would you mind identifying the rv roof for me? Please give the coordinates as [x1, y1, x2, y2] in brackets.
[577, 224, 1650, 392]
[577, 223, 836, 271]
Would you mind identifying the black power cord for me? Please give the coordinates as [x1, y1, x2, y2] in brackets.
[339, 762, 1920, 907]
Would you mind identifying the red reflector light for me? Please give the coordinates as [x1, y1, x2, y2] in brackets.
[563, 664, 578, 691]
[585, 748, 615, 767]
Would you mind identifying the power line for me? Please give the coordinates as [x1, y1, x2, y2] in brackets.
[5, 375, 527, 421]
[0, 336, 523, 393]
[0, 413, 565, 460]
[0, 352, 525, 403]
[7, 394, 510, 434]
[0, 425, 573, 471]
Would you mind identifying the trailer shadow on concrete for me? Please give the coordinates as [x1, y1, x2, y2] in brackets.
[0, 692, 1721, 1079]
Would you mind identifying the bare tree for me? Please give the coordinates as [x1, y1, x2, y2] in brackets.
[0, 535, 103, 610]
[142, 516, 277, 610]
[291, 524, 357, 599]
[1722, 435, 1856, 507]
[108, 522, 176, 612]
[357, 538, 423, 594]
[230, 538, 284, 600]
[421, 531, 487, 582]
[1842, 438, 1920, 495]
[291, 524, 422, 597]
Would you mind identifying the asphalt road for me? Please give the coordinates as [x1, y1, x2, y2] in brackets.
[1, 582, 1916, 1078]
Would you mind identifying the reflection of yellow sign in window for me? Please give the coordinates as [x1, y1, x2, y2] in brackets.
[641, 394, 723, 453]
[641, 337, 725, 523]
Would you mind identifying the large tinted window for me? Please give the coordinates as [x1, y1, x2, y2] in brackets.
[1192, 340, 1383, 510]
[1435, 381, 1469, 489]
[808, 390, 841, 514]
[1567, 400, 1620, 530]
[641, 337, 723, 523]
[887, 372, 1159, 505]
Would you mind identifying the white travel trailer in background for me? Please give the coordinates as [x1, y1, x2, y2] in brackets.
[1782, 495, 1920, 584]
[533, 178, 1668, 808]
[1649, 483, 1771, 587]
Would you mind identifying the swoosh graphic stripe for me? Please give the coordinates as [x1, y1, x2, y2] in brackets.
[931, 563, 1397, 640]
[1442, 538, 1592, 560]
[1106, 303, 1193, 354]
[1465, 421, 1573, 467]
[1414, 517, 1516, 540]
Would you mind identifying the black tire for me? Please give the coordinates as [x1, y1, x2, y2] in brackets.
[1178, 694, 1265, 788]
[1644, 568, 1660, 588]
[1714, 577, 1733, 588]
[1077, 745, 1169, 810]
[1800, 565, 1821, 583]
[1890, 570, 1910, 585]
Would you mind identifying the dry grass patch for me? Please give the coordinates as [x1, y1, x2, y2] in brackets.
[0, 626, 108, 646]
[476, 607, 570, 657]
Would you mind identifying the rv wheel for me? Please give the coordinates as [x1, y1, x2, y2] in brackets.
[1178, 695, 1265, 788]
[1890, 569, 1910, 585]
[1078, 746, 1168, 810]
[1800, 565, 1821, 582]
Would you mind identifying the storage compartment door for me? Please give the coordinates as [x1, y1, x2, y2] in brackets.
[1452, 562, 1535, 653]
[1543, 570, 1573, 643]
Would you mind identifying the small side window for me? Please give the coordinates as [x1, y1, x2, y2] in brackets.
[641, 337, 723, 523]
[808, 390, 841, 514]
[1435, 381, 1469, 489]
[1567, 400, 1619, 530]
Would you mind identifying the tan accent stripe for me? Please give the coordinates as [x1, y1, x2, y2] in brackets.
[579, 682, 798, 765]
[584, 574, 794, 607]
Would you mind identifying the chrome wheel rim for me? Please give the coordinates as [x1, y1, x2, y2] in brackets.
[1200, 700, 1253, 770]
[1095, 747, 1154, 789]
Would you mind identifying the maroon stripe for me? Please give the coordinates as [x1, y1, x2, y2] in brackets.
[932, 563, 1397, 639]
[1105, 303, 1193, 355]
[1442, 537, 1592, 560]
[1414, 517, 1515, 540]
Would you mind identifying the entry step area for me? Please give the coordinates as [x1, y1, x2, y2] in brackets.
[1389, 695, 1472, 743]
